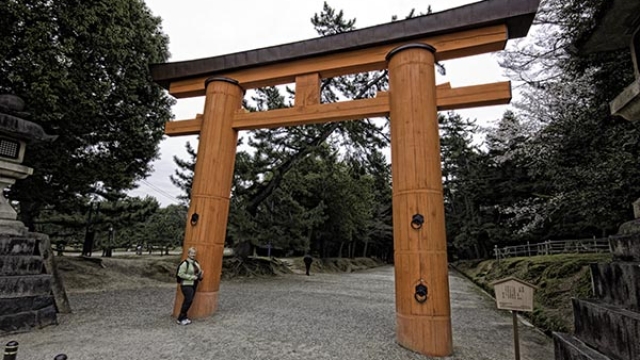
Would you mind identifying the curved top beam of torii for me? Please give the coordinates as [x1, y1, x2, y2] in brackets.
[150, 0, 541, 137]
[150, 0, 540, 99]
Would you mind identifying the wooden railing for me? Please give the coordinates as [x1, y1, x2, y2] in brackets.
[493, 238, 611, 260]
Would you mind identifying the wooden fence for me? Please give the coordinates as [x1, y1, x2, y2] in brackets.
[493, 238, 611, 260]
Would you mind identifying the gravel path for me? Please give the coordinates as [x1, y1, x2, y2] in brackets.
[3, 266, 554, 360]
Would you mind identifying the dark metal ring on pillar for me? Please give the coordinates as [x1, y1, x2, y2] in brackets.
[385, 43, 436, 62]
[414, 280, 428, 303]
[411, 214, 424, 230]
[190, 213, 199, 226]
[204, 76, 246, 94]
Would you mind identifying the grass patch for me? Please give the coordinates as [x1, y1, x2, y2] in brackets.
[454, 253, 611, 334]
[56, 255, 384, 293]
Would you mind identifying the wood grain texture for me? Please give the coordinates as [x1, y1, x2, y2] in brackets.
[396, 313, 452, 356]
[437, 81, 511, 110]
[168, 25, 507, 98]
[233, 96, 389, 130]
[164, 114, 203, 136]
[388, 46, 452, 357]
[165, 81, 511, 136]
[295, 73, 321, 107]
[173, 79, 243, 319]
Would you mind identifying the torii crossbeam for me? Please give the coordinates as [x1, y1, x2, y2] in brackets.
[150, 0, 540, 357]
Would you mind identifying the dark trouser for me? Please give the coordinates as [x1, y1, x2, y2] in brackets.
[178, 285, 195, 321]
[304, 261, 312, 275]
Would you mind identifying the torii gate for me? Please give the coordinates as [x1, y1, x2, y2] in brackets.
[150, 0, 540, 356]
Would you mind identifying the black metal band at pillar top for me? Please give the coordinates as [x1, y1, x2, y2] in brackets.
[385, 43, 436, 62]
[204, 77, 246, 94]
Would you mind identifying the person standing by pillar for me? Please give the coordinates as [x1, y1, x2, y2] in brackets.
[176, 247, 203, 325]
[171, 77, 243, 320]
[303, 253, 313, 276]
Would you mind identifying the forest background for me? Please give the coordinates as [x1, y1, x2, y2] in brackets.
[1, 0, 637, 261]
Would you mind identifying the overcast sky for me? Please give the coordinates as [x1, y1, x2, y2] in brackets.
[130, 0, 512, 206]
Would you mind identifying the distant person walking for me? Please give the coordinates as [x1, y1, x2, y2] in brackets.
[303, 253, 313, 276]
[176, 247, 203, 325]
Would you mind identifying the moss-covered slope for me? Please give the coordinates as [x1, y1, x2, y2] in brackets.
[453, 253, 612, 334]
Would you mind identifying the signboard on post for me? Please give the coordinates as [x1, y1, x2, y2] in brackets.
[492, 277, 537, 360]
[493, 277, 536, 312]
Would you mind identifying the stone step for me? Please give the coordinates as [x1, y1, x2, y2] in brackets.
[591, 262, 640, 311]
[573, 298, 640, 360]
[0, 236, 36, 256]
[609, 232, 640, 261]
[553, 333, 611, 360]
[0, 295, 54, 316]
[0, 305, 57, 334]
[0, 255, 43, 276]
[0, 275, 51, 298]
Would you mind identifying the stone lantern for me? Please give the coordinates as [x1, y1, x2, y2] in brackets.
[0, 94, 56, 233]
[0, 94, 65, 334]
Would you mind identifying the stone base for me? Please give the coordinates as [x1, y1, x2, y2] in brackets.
[610, 232, 640, 261]
[617, 219, 640, 237]
[553, 333, 611, 360]
[0, 232, 60, 334]
[591, 262, 640, 311]
[0, 275, 52, 298]
[0, 255, 43, 276]
[0, 295, 54, 315]
[0, 220, 28, 236]
[573, 299, 640, 360]
[0, 305, 57, 334]
[0, 234, 35, 255]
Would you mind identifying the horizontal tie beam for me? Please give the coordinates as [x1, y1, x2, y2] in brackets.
[164, 114, 203, 136]
[164, 81, 511, 136]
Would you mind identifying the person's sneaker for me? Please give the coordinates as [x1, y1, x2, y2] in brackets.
[177, 319, 190, 325]
[184, 318, 192, 325]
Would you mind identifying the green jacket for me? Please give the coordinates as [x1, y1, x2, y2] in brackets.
[177, 258, 200, 286]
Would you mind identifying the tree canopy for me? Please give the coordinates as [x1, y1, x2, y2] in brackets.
[0, 0, 174, 229]
[171, 3, 397, 259]
[497, 0, 640, 239]
[168, 1, 640, 260]
[9, 0, 639, 261]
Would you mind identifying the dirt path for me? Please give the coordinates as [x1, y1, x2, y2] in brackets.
[3, 267, 554, 359]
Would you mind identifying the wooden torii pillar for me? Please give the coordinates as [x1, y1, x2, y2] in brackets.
[150, 0, 540, 356]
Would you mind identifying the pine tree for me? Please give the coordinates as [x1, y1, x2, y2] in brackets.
[171, 3, 394, 257]
[498, 0, 640, 238]
[0, 0, 174, 229]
